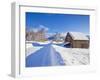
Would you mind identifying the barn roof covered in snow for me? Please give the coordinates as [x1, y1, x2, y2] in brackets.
[68, 32, 89, 40]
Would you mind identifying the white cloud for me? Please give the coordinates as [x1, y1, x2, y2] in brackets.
[32, 28, 38, 32]
[38, 25, 49, 31]
[27, 24, 49, 32]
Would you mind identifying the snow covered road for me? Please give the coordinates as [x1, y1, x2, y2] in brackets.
[26, 43, 65, 67]
[26, 42, 89, 67]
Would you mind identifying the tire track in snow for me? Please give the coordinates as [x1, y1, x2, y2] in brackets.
[26, 43, 65, 67]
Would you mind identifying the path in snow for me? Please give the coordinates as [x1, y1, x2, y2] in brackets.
[26, 43, 43, 57]
[26, 43, 65, 67]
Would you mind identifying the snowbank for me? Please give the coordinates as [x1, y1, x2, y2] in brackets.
[26, 43, 43, 56]
[52, 45, 89, 65]
[26, 42, 89, 67]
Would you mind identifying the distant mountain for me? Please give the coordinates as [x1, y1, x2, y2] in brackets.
[48, 36, 55, 40]
[47, 32, 67, 41]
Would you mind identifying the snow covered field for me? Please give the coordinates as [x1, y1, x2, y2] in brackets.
[26, 41, 89, 67]
[53, 45, 89, 65]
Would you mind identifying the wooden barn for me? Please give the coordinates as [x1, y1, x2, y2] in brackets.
[64, 32, 89, 48]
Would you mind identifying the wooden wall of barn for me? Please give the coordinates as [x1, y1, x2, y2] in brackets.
[72, 40, 89, 48]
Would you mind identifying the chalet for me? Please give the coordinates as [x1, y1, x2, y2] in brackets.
[64, 32, 89, 48]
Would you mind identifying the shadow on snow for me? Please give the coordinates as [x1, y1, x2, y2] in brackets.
[26, 43, 65, 67]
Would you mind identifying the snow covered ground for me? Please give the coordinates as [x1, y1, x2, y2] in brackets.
[26, 43, 65, 67]
[26, 41, 51, 56]
[26, 41, 89, 67]
[52, 45, 89, 65]
[26, 43, 43, 56]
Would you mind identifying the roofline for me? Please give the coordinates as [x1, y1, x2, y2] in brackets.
[67, 32, 89, 40]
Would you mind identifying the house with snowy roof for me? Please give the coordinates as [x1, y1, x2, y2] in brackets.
[64, 32, 89, 48]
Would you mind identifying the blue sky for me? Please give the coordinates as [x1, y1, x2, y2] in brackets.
[26, 12, 89, 34]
